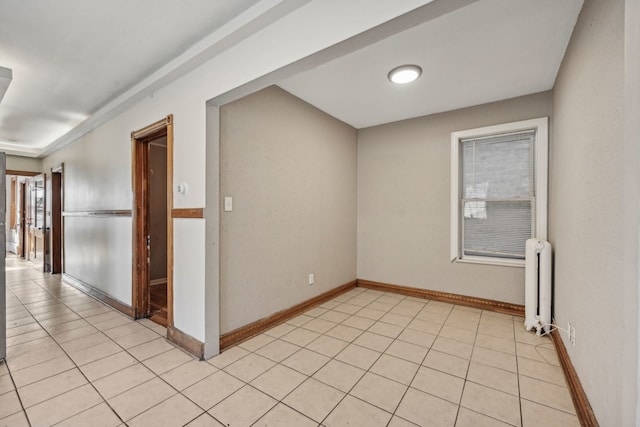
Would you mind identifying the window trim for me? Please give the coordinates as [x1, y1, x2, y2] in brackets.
[450, 117, 548, 266]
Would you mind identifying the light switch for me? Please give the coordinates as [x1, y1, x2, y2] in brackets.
[224, 196, 233, 212]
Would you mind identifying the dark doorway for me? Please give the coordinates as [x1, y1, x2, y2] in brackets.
[132, 115, 173, 328]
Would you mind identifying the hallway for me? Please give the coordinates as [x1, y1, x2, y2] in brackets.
[1, 256, 578, 426]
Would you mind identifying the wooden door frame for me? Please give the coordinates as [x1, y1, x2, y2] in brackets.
[131, 115, 173, 326]
[50, 164, 64, 274]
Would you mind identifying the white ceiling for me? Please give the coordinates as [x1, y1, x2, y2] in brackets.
[0, 0, 260, 155]
[279, 0, 583, 129]
[0, 0, 583, 157]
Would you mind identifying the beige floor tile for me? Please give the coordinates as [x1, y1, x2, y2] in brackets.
[112, 328, 159, 349]
[353, 331, 394, 352]
[160, 360, 218, 391]
[388, 415, 420, 426]
[263, 323, 295, 338]
[60, 332, 110, 353]
[407, 318, 442, 335]
[370, 354, 419, 385]
[0, 375, 14, 395]
[396, 387, 458, 427]
[6, 329, 49, 347]
[342, 315, 376, 330]
[255, 339, 300, 362]
[471, 346, 517, 373]
[424, 301, 453, 315]
[0, 410, 30, 427]
[0, 390, 23, 419]
[380, 313, 412, 327]
[396, 329, 436, 348]
[91, 315, 133, 331]
[467, 361, 519, 396]
[6, 322, 42, 338]
[286, 314, 314, 327]
[319, 300, 341, 310]
[25, 384, 104, 427]
[516, 341, 559, 365]
[237, 334, 276, 352]
[423, 349, 469, 378]
[281, 328, 321, 347]
[305, 307, 328, 317]
[224, 353, 276, 382]
[128, 394, 203, 427]
[92, 363, 156, 399]
[210, 385, 277, 427]
[324, 395, 392, 427]
[333, 303, 361, 315]
[282, 378, 344, 423]
[41, 319, 88, 335]
[444, 317, 479, 333]
[185, 413, 225, 426]
[320, 310, 350, 322]
[355, 307, 386, 321]
[102, 323, 146, 339]
[53, 325, 99, 343]
[475, 333, 516, 355]
[455, 407, 512, 427]
[143, 347, 193, 375]
[183, 370, 244, 410]
[11, 355, 75, 388]
[335, 343, 381, 370]
[521, 399, 580, 427]
[137, 318, 167, 336]
[306, 335, 348, 357]
[109, 377, 176, 420]
[350, 372, 407, 413]
[368, 301, 395, 312]
[517, 357, 566, 386]
[429, 337, 472, 358]
[80, 351, 137, 382]
[390, 305, 422, 318]
[68, 340, 122, 366]
[128, 337, 175, 361]
[313, 359, 365, 392]
[207, 346, 249, 369]
[411, 366, 464, 404]
[461, 382, 521, 426]
[19, 368, 87, 408]
[282, 348, 330, 376]
[250, 364, 306, 400]
[325, 324, 363, 342]
[7, 342, 66, 372]
[415, 309, 447, 324]
[253, 402, 316, 427]
[385, 340, 429, 364]
[439, 325, 477, 345]
[367, 322, 403, 339]
[56, 402, 122, 427]
[518, 375, 576, 414]
[478, 323, 514, 340]
[303, 317, 338, 333]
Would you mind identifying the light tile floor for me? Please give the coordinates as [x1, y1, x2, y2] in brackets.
[1, 256, 579, 426]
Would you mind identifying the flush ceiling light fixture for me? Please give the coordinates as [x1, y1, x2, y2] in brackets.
[0, 66, 13, 103]
[388, 64, 422, 85]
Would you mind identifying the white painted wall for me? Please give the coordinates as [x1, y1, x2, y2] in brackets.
[357, 92, 552, 304]
[40, 0, 432, 344]
[549, 0, 627, 424]
[219, 86, 357, 333]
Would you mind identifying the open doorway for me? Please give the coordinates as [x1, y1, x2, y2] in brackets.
[50, 165, 63, 274]
[132, 115, 173, 327]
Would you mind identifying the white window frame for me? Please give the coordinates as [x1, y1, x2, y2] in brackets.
[450, 117, 548, 267]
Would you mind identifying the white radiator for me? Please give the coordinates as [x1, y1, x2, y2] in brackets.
[524, 238, 552, 335]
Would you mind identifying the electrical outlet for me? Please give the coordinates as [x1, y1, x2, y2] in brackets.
[308, 273, 315, 286]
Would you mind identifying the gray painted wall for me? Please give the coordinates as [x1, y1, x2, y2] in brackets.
[357, 91, 552, 304]
[550, 0, 627, 424]
[6, 155, 41, 173]
[219, 86, 357, 334]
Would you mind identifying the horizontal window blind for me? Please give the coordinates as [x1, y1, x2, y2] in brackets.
[460, 130, 536, 259]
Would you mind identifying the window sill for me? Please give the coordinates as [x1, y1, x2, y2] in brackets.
[453, 257, 525, 268]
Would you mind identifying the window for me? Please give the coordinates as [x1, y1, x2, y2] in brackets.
[450, 118, 548, 266]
